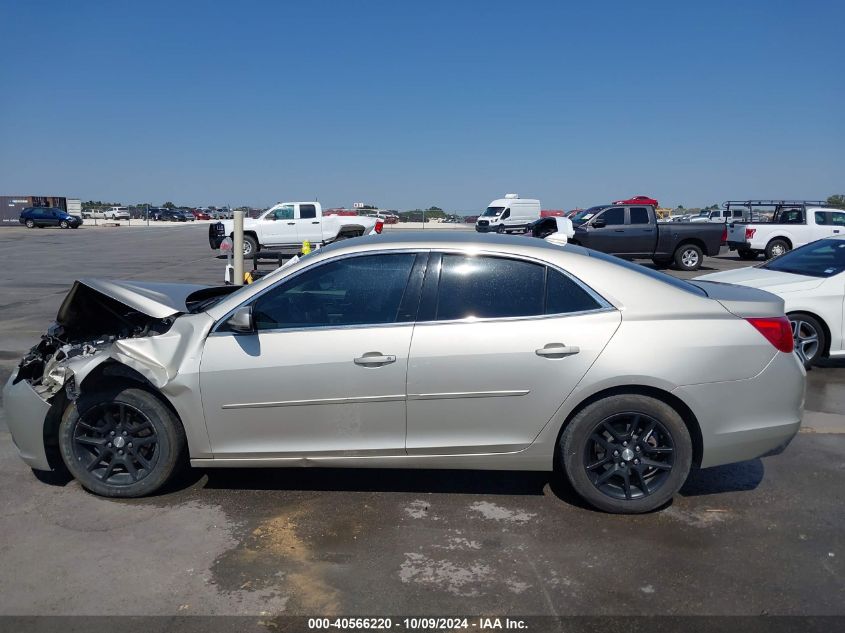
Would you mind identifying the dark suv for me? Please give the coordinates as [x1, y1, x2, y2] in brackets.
[19, 207, 82, 229]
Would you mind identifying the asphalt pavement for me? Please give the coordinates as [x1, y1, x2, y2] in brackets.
[0, 224, 842, 618]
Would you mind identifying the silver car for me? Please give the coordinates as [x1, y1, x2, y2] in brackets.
[3, 233, 805, 513]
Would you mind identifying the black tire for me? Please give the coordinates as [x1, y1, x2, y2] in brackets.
[737, 249, 758, 260]
[25, 219, 35, 228]
[765, 238, 790, 260]
[59, 220, 69, 229]
[559, 394, 693, 514]
[58, 386, 186, 498]
[788, 312, 826, 369]
[243, 234, 259, 256]
[673, 243, 703, 271]
[496, 224, 506, 234]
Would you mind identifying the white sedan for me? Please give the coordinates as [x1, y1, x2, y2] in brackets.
[697, 236, 845, 367]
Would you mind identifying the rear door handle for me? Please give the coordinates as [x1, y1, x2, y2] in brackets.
[287, 222, 296, 225]
[535, 344, 580, 358]
[354, 353, 397, 366]
[312, 221, 320, 224]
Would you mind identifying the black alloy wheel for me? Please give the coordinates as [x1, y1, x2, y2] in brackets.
[59, 386, 186, 497]
[560, 394, 692, 513]
[70, 402, 160, 486]
[583, 413, 674, 501]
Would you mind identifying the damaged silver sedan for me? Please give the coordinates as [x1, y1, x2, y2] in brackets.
[3, 233, 805, 513]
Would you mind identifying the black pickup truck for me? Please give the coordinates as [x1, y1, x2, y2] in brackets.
[569, 205, 723, 270]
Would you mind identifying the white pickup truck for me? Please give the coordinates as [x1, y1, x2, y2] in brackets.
[209, 201, 383, 255]
[727, 205, 845, 260]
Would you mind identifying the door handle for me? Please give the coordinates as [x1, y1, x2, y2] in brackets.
[311, 221, 320, 224]
[614, 229, 624, 232]
[536, 344, 580, 358]
[287, 222, 296, 225]
[354, 353, 397, 366]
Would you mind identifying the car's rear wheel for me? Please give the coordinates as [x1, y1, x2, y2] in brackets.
[560, 394, 693, 514]
[674, 244, 703, 271]
[25, 219, 35, 228]
[737, 249, 758, 260]
[765, 239, 790, 260]
[788, 312, 826, 368]
[58, 386, 186, 498]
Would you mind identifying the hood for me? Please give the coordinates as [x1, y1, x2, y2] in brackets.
[695, 267, 825, 293]
[58, 278, 211, 322]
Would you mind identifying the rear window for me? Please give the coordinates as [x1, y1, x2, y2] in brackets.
[584, 249, 707, 296]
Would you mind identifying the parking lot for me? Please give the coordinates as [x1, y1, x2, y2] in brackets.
[0, 224, 842, 617]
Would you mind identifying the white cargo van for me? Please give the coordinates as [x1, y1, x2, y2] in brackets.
[475, 193, 541, 233]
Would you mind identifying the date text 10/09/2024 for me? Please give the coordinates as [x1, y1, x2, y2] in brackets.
[307, 617, 529, 630]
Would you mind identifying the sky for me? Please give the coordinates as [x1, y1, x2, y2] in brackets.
[1, 0, 843, 211]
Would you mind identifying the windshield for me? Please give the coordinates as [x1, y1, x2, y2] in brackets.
[572, 206, 606, 225]
[762, 238, 845, 278]
[482, 206, 505, 217]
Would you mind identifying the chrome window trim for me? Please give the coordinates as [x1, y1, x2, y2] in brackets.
[210, 246, 616, 335]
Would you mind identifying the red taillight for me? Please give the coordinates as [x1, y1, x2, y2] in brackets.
[375, 220, 384, 234]
[745, 227, 756, 239]
[746, 317, 793, 353]
[721, 227, 727, 243]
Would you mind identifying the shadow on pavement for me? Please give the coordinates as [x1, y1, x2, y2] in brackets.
[680, 458, 764, 496]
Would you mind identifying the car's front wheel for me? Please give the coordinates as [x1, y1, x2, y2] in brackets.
[242, 234, 259, 256]
[59, 220, 69, 229]
[560, 394, 693, 513]
[58, 386, 186, 498]
[788, 312, 826, 368]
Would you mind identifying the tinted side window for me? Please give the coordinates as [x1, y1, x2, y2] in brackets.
[600, 207, 625, 225]
[815, 212, 828, 225]
[252, 254, 415, 329]
[545, 268, 601, 314]
[300, 204, 317, 219]
[831, 212, 845, 226]
[629, 207, 649, 224]
[436, 255, 544, 320]
[274, 205, 294, 220]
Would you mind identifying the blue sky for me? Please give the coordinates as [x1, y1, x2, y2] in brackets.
[1, 0, 843, 210]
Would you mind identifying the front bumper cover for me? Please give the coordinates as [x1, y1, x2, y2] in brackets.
[2, 371, 52, 471]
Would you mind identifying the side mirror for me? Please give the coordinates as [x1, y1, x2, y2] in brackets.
[226, 305, 254, 333]
[592, 218, 606, 228]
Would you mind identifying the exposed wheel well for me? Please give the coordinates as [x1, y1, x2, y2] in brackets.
[787, 310, 832, 357]
[553, 385, 703, 469]
[43, 362, 184, 470]
[675, 238, 705, 253]
[767, 235, 792, 249]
